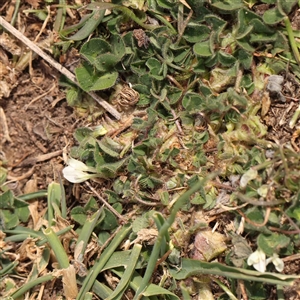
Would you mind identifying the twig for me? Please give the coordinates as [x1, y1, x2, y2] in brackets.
[24, 81, 56, 110]
[282, 253, 300, 262]
[85, 181, 125, 223]
[134, 195, 161, 206]
[237, 207, 271, 227]
[238, 280, 248, 300]
[10, 149, 35, 167]
[34, 5, 51, 43]
[98, 224, 123, 257]
[7, 167, 35, 182]
[0, 16, 121, 120]
[19, 150, 63, 166]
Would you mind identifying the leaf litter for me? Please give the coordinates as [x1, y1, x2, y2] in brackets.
[1, 0, 300, 299]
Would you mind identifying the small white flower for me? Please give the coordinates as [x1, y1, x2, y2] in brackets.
[67, 158, 95, 172]
[266, 253, 284, 272]
[63, 158, 98, 183]
[247, 249, 284, 273]
[247, 248, 266, 272]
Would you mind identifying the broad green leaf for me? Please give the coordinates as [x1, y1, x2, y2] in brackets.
[205, 14, 227, 35]
[73, 127, 94, 143]
[97, 158, 128, 177]
[257, 233, 290, 257]
[146, 57, 161, 70]
[97, 140, 120, 157]
[94, 53, 120, 72]
[250, 18, 275, 35]
[286, 205, 300, 220]
[236, 38, 255, 52]
[75, 61, 118, 91]
[193, 40, 213, 57]
[263, 7, 285, 25]
[182, 93, 205, 112]
[183, 24, 210, 43]
[1, 210, 19, 229]
[98, 207, 119, 230]
[0, 190, 14, 209]
[242, 207, 272, 234]
[110, 34, 126, 59]
[71, 206, 87, 225]
[212, 1, 245, 11]
[132, 214, 151, 233]
[236, 25, 253, 40]
[218, 51, 236, 66]
[237, 49, 252, 69]
[16, 206, 30, 223]
[80, 39, 111, 65]
[172, 48, 191, 64]
[66, 87, 81, 106]
[278, 0, 297, 15]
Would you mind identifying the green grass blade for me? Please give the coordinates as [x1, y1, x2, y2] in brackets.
[47, 182, 63, 225]
[17, 190, 47, 201]
[67, 8, 105, 41]
[43, 227, 69, 269]
[284, 16, 300, 65]
[134, 178, 206, 299]
[0, 261, 19, 276]
[75, 208, 103, 260]
[106, 244, 142, 300]
[213, 278, 238, 300]
[10, 274, 54, 299]
[170, 258, 300, 286]
[76, 224, 132, 299]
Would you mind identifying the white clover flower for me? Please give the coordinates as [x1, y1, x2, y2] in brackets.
[247, 248, 266, 272]
[266, 253, 284, 272]
[247, 249, 284, 273]
[63, 158, 98, 183]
